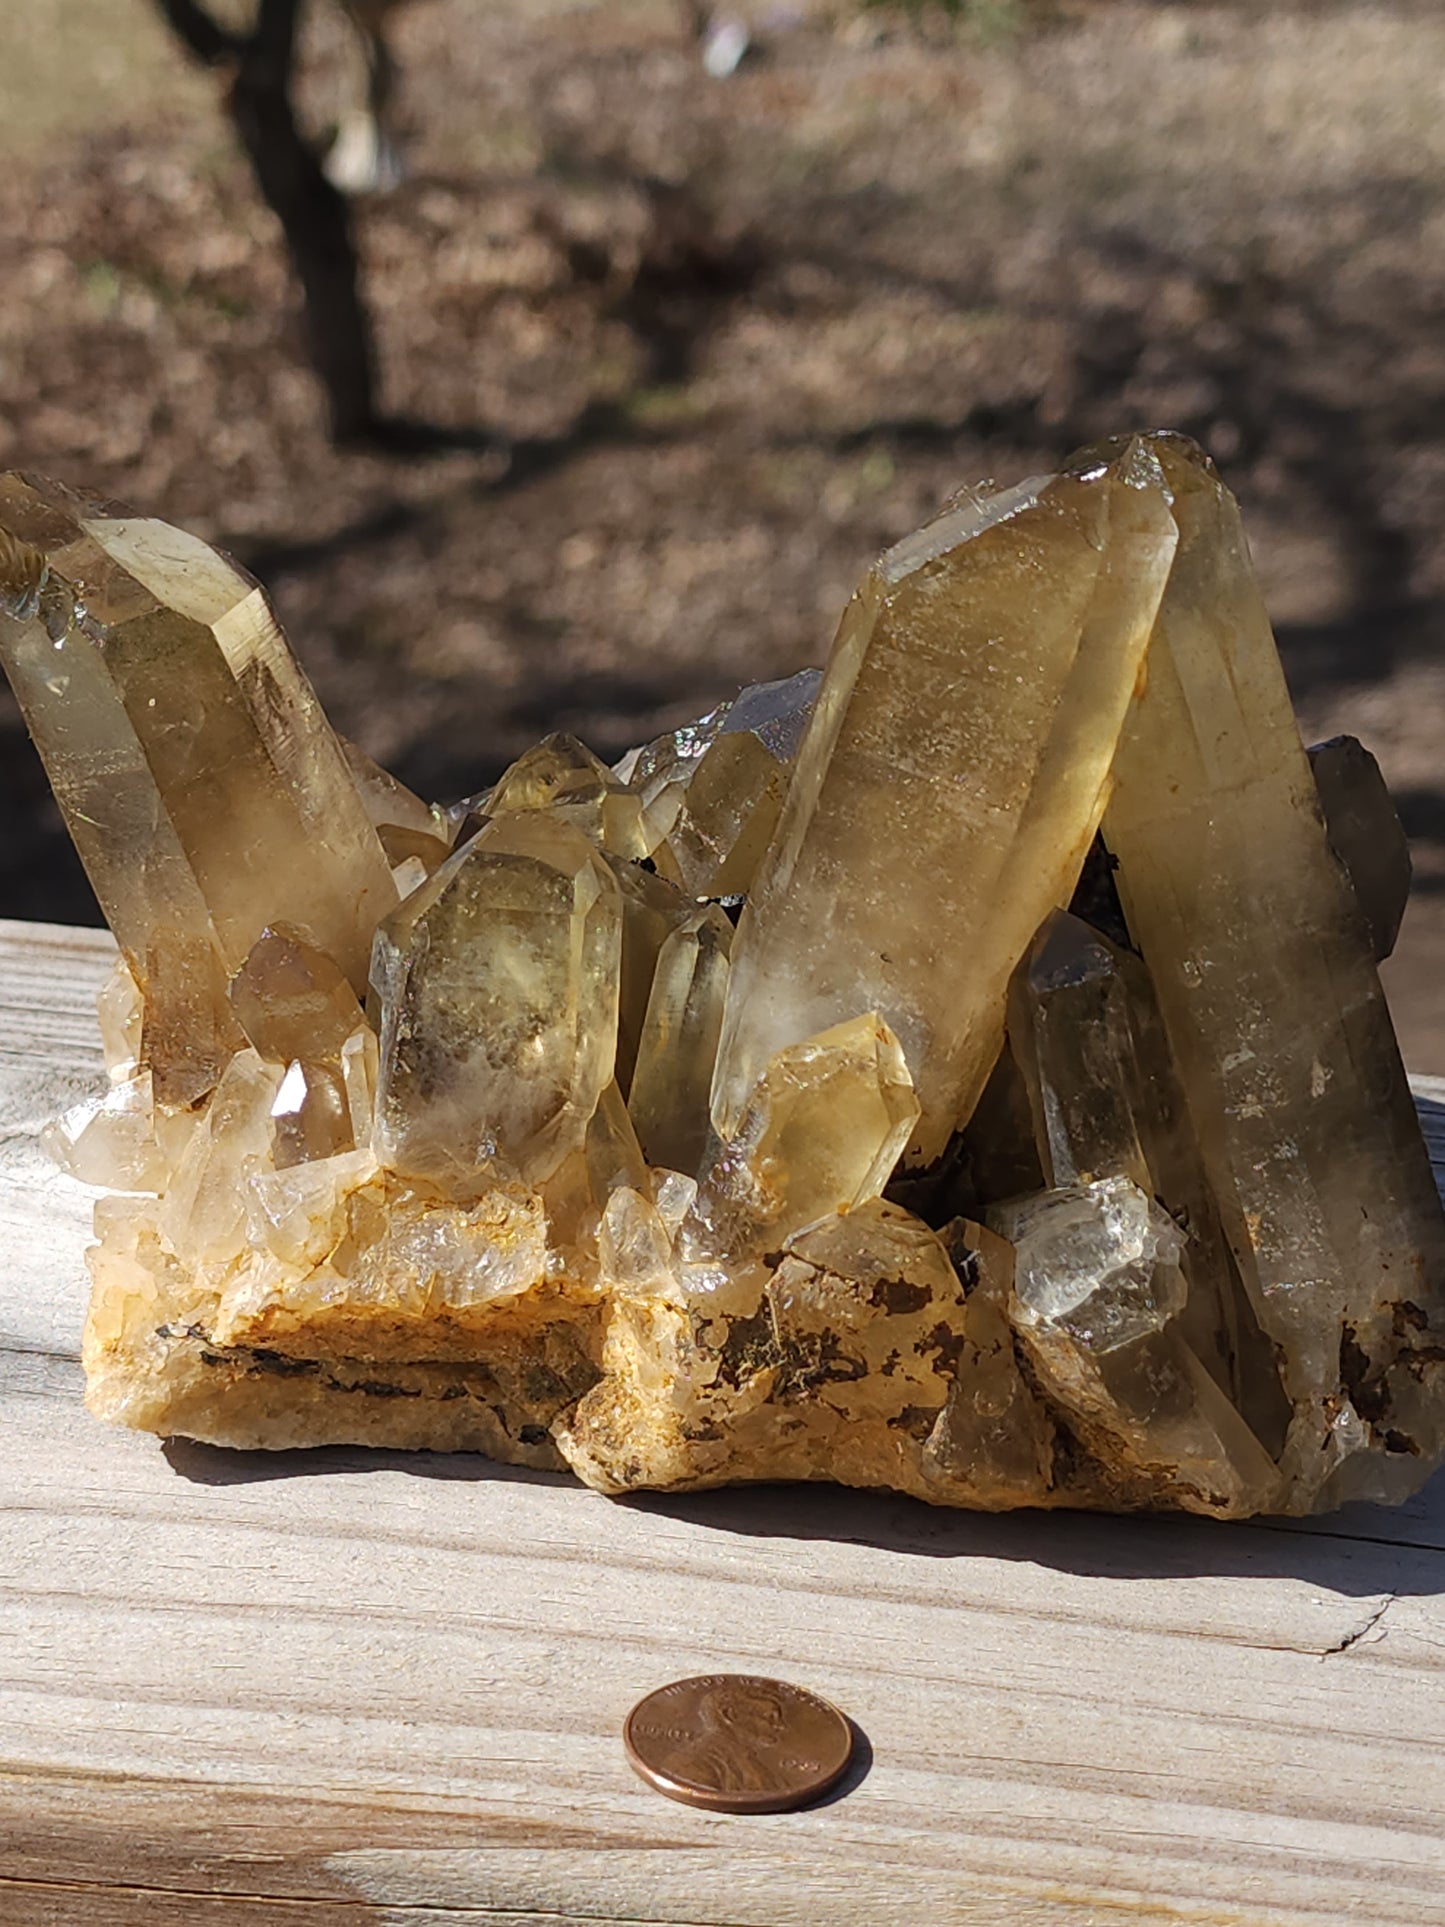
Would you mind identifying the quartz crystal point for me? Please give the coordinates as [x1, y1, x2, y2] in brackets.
[686, 1013, 920, 1264]
[711, 443, 1180, 1163]
[610, 860, 693, 1096]
[0, 475, 396, 1105]
[485, 732, 650, 862]
[229, 927, 366, 1065]
[628, 906, 734, 1174]
[1308, 735, 1411, 963]
[1005, 906, 1272, 1432]
[340, 738, 454, 878]
[630, 669, 821, 897]
[370, 812, 623, 1190]
[1101, 435, 1445, 1507]
[990, 1180, 1281, 1516]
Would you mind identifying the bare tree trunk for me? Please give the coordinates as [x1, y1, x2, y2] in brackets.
[151, 0, 380, 444]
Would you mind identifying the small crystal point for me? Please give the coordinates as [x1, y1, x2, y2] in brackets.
[688, 1012, 920, 1256]
[489, 732, 649, 860]
[631, 669, 822, 898]
[610, 860, 694, 1097]
[628, 905, 734, 1175]
[96, 958, 145, 1083]
[43, 1073, 170, 1194]
[1308, 734, 1411, 963]
[371, 811, 623, 1190]
[270, 1057, 355, 1168]
[585, 1079, 650, 1207]
[711, 441, 1180, 1163]
[229, 926, 366, 1066]
[991, 1176, 1188, 1355]
[340, 736, 453, 872]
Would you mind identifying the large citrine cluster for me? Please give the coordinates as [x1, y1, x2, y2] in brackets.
[3, 435, 1441, 1517]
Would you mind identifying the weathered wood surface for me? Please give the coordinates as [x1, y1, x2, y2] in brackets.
[3, 916, 1445, 1927]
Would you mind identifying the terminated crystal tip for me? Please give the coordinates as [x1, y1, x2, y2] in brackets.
[4, 437, 1441, 1519]
[0, 527, 46, 618]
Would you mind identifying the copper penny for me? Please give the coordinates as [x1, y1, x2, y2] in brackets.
[623, 1673, 854, 1813]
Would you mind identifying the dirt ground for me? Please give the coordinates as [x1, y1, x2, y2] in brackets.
[1, 0, 1443, 1062]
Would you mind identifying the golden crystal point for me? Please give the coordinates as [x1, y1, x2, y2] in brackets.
[0, 473, 397, 1100]
[229, 927, 365, 1065]
[487, 732, 650, 861]
[688, 1011, 920, 1256]
[628, 905, 734, 1173]
[1103, 435, 1445, 1499]
[371, 811, 623, 1189]
[491, 732, 616, 812]
[636, 673, 822, 897]
[340, 737, 454, 874]
[710, 439, 1179, 1163]
[611, 859, 693, 1096]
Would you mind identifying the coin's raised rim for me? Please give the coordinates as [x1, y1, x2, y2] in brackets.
[622, 1672, 855, 1814]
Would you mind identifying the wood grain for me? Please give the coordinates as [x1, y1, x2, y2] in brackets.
[3, 917, 1445, 1926]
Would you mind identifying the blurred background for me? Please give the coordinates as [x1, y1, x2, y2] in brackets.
[2, 0, 1442, 1061]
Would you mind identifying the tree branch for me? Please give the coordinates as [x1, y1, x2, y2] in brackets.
[150, 0, 240, 68]
[251, 0, 303, 82]
[149, 0, 383, 444]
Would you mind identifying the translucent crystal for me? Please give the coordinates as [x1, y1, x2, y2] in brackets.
[1308, 734, 1411, 963]
[43, 1073, 171, 1194]
[585, 1079, 650, 1207]
[244, 1147, 378, 1272]
[96, 959, 144, 1083]
[610, 861, 693, 1095]
[340, 737, 454, 874]
[598, 1185, 682, 1303]
[639, 670, 820, 894]
[340, 1024, 379, 1150]
[989, 1177, 1280, 1516]
[270, 1058, 354, 1168]
[229, 926, 366, 1066]
[157, 1049, 285, 1269]
[1007, 906, 1286, 1443]
[631, 670, 822, 897]
[487, 733, 649, 861]
[687, 1012, 919, 1257]
[991, 1176, 1188, 1354]
[1102, 435, 1445, 1505]
[711, 442, 1179, 1162]
[0, 475, 396, 1104]
[371, 812, 623, 1190]
[628, 905, 733, 1175]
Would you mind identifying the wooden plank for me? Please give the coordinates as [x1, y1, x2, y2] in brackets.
[3, 917, 1445, 1926]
